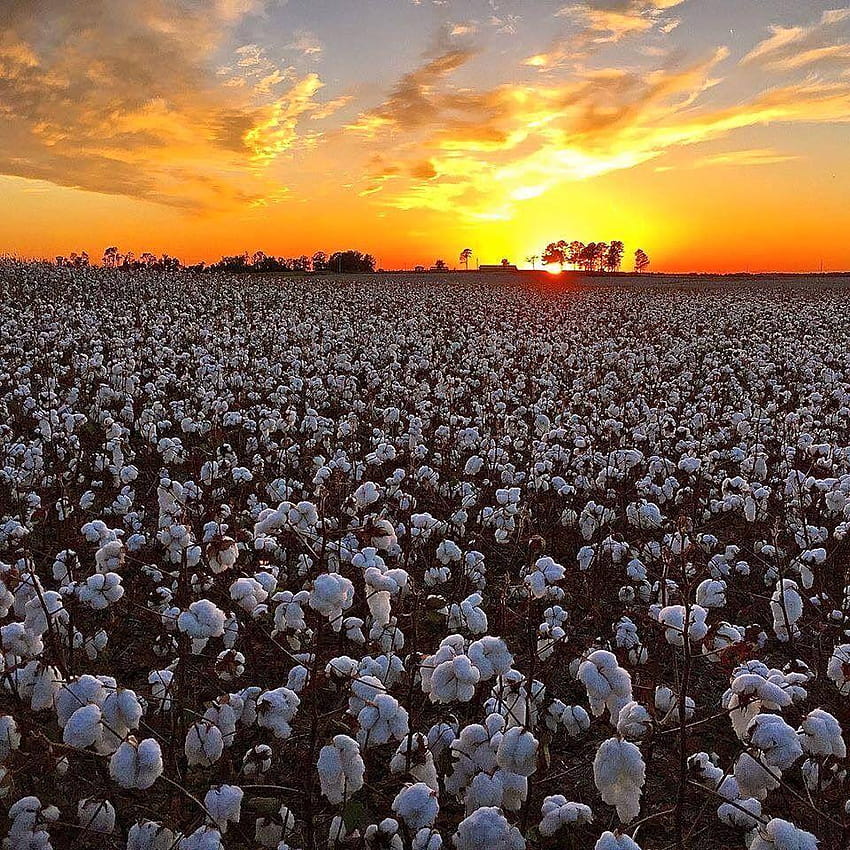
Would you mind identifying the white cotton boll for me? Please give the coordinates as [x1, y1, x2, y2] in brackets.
[827, 643, 850, 694]
[594, 832, 642, 850]
[256, 687, 300, 739]
[496, 727, 538, 777]
[318, 734, 365, 804]
[452, 807, 525, 850]
[63, 703, 103, 749]
[255, 804, 295, 848]
[538, 796, 593, 837]
[127, 820, 178, 850]
[548, 703, 590, 738]
[414, 828, 443, 850]
[654, 686, 694, 725]
[179, 825, 224, 850]
[616, 701, 653, 740]
[392, 782, 439, 831]
[0, 715, 21, 761]
[77, 797, 116, 833]
[242, 744, 273, 777]
[524, 557, 564, 598]
[286, 664, 309, 692]
[747, 713, 803, 770]
[468, 636, 513, 680]
[593, 737, 645, 823]
[55, 674, 105, 726]
[148, 669, 175, 713]
[695, 579, 726, 609]
[430, 654, 481, 703]
[214, 650, 246, 682]
[204, 785, 243, 834]
[390, 734, 439, 789]
[771, 580, 803, 642]
[229, 577, 268, 613]
[178, 599, 226, 639]
[749, 818, 818, 850]
[733, 751, 781, 800]
[309, 573, 355, 631]
[357, 693, 409, 748]
[102, 687, 143, 733]
[798, 708, 846, 758]
[578, 650, 633, 725]
[76, 572, 124, 609]
[717, 797, 762, 831]
[184, 721, 224, 767]
[109, 737, 163, 789]
[445, 593, 488, 635]
[657, 605, 708, 646]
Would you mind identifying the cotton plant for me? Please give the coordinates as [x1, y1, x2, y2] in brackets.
[593, 737, 646, 823]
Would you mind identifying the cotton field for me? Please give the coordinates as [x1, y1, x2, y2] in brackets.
[2, 263, 850, 850]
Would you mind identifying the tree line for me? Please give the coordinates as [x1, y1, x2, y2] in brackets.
[533, 240, 650, 273]
[54, 248, 377, 274]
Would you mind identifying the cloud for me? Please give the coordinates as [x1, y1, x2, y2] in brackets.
[743, 8, 850, 73]
[347, 43, 850, 221]
[0, 0, 333, 211]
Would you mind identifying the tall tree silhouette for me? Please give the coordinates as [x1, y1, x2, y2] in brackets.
[526, 254, 539, 270]
[605, 241, 625, 272]
[459, 248, 473, 270]
[542, 240, 568, 270]
[634, 249, 650, 273]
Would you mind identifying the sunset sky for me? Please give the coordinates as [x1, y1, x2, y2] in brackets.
[2, 0, 849, 272]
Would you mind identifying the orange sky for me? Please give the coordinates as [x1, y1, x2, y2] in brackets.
[2, 1, 850, 272]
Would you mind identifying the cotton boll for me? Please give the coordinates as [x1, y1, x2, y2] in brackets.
[179, 825, 224, 850]
[733, 751, 781, 800]
[109, 737, 163, 789]
[184, 721, 224, 767]
[538, 796, 593, 837]
[594, 832, 643, 850]
[827, 643, 850, 694]
[452, 807, 525, 850]
[357, 692, 409, 748]
[695, 579, 726, 609]
[242, 744, 273, 777]
[256, 687, 300, 739]
[392, 782, 439, 831]
[309, 573, 355, 631]
[593, 737, 645, 823]
[771, 580, 803, 642]
[524, 557, 564, 599]
[797, 708, 846, 758]
[63, 703, 104, 749]
[616, 701, 653, 740]
[77, 797, 116, 833]
[318, 734, 365, 804]
[657, 605, 708, 646]
[468, 636, 513, 680]
[429, 654, 481, 704]
[717, 797, 762, 831]
[76, 572, 124, 609]
[496, 727, 538, 777]
[749, 818, 818, 850]
[229, 577, 268, 613]
[127, 820, 178, 850]
[413, 828, 443, 850]
[0, 715, 21, 761]
[578, 650, 633, 725]
[177, 599, 226, 640]
[204, 785, 243, 834]
[746, 713, 803, 770]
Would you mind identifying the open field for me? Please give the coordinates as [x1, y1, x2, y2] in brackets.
[1, 263, 849, 849]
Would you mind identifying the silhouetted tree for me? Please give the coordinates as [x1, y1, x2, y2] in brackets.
[312, 251, 328, 272]
[102, 246, 120, 268]
[526, 254, 539, 270]
[433, 259, 448, 271]
[578, 243, 596, 272]
[542, 240, 568, 270]
[634, 248, 650, 273]
[328, 250, 376, 273]
[605, 240, 625, 272]
[459, 248, 473, 270]
[567, 241, 584, 269]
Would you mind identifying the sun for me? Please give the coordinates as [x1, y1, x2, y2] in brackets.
[544, 265, 562, 275]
